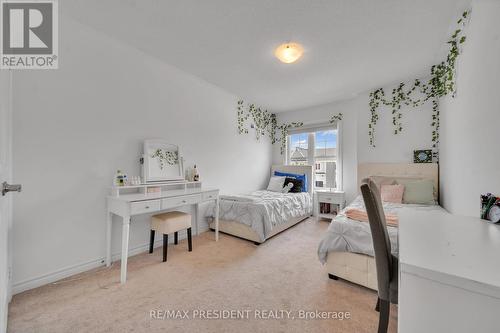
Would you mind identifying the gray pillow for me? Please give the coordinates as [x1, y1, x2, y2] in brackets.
[397, 179, 435, 205]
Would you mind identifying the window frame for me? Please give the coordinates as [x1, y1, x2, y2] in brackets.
[285, 121, 343, 191]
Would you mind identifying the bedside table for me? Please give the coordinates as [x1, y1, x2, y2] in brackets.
[315, 190, 345, 220]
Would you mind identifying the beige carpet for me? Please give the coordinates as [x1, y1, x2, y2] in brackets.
[8, 218, 397, 333]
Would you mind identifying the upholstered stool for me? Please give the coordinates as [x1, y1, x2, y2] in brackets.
[149, 211, 192, 262]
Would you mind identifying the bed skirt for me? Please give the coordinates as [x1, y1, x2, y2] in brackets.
[209, 215, 310, 244]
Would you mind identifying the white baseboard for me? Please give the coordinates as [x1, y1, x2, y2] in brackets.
[12, 226, 210, 295]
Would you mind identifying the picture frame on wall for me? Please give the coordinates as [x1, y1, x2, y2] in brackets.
[413, 149, 433, 163]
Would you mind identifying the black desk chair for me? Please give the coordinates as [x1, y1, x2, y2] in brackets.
[360, 179, 398, 333]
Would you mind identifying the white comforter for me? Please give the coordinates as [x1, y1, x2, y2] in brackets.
[206, 190, 312, 241]
[317, 195, 444, 264]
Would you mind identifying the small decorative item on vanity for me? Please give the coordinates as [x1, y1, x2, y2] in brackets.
[413, 149, 433, 163]
[193, 165, 200, 182]
[480, 193, 500, 223]
[114, 170, 127, 186]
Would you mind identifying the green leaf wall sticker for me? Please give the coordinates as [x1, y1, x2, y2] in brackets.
[237, 99, 344, 156]
[368, 9, 470, 158]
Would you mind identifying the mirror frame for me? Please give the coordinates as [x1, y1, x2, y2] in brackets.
[142, 139, 184, 183]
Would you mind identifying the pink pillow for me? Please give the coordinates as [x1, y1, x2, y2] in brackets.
[380, 184, 405, 203]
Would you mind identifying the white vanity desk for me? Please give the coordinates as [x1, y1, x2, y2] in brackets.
[398, 208, 500, 332]
[106, 181, 219, 283]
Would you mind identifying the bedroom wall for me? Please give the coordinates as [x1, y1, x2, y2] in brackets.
[356, 89, 434, 164]
[439, 0, 500, 216]
[273, 87, 434, 202]
[11, 14, 272, 292]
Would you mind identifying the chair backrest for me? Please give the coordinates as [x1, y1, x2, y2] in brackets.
[360, 178, 394, 301]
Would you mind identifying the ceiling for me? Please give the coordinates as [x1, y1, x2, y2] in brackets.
[65, 0, 471, 112]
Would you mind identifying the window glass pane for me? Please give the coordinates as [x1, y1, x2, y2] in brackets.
[289, 133, 309, 165]
[314, 130, 337, 189]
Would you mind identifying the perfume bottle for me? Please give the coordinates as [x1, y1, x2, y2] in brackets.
[193, 165, 199, 182]
[115, 170, 126, 186]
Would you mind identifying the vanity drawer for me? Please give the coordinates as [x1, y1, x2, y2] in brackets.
[161, 194, 201, 209]
[130, 200, 161, 215]
[202, 190, 218, 201]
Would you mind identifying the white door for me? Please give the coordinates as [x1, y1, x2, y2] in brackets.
[0, 70, 16, 333]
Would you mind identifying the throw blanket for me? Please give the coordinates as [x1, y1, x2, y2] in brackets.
[345, 208, 399, 227]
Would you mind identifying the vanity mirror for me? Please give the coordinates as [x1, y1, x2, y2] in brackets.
[142, 140, 184, 183]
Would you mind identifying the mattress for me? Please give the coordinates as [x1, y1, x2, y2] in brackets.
[317, 195, 445, 264]
[206, 190, 312, 242]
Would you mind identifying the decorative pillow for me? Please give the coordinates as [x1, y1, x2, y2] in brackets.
[380, 184, 405, 203]
[282, 182, 294, 193]
[267, 177, 286, 192]
[267, 176, 286, 192]
[284, 177, 303, 193]
[397, 179, 436, 205]
[274, 171, 307, 192]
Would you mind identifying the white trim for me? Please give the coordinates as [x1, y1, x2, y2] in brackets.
[288, 122, 337, 134]
[307, 133, 315, 166]
[337, 120, 344, 191]
[286, 135, 291, 165]
[11, 225, 208, 295]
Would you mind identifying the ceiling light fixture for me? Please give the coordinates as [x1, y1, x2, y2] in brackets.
[274, 42, 304, 64]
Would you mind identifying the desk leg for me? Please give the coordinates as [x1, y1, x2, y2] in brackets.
[215, 197, 219, 241]
[120, 215, 130, 284]
[105, 211, 112, 267]
[194, 203, 200, 236]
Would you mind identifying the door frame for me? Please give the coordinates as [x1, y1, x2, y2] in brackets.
[0, 70, 13, 333]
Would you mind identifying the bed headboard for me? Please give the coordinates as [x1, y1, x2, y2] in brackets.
[357, 163, 439, 198]
[271, 165, 313, 195]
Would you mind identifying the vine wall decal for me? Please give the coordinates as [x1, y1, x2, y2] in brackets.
[367, 10, 470, 153]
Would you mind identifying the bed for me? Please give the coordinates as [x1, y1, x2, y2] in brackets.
[206, 165, 313, 244]
[317, 163, 445, 290]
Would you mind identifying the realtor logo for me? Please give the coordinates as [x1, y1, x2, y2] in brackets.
[1, 0, 58, 69]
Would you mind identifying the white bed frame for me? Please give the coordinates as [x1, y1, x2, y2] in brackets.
[326, 163, 439, 290]
[209, 165, 313, 244]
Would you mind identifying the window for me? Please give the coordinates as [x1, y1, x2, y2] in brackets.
[287, 126, 340, 191]
[288, 133, 309, 166]
[314, 130, 337, 190]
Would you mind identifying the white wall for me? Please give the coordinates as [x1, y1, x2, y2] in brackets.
[440, 0, 500, 216]
[274, 87, 434, 202]
[356, 91, 434, 164]
[11, 14, 272, 292]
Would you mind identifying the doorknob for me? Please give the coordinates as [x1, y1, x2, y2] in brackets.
[2, 181, 22, 196]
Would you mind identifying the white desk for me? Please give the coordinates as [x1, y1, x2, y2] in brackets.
[398, 208, 500, 333]
[106, 186, 219, 283]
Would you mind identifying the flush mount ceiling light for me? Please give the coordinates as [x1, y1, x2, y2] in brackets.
[274, 42, 304, 64]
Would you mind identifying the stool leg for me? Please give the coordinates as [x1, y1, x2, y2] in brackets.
[174, 231, 178, 245]
[163, 234, 168, 262]
[187, 227, 192, 252]
[149, 230, 155, 254]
